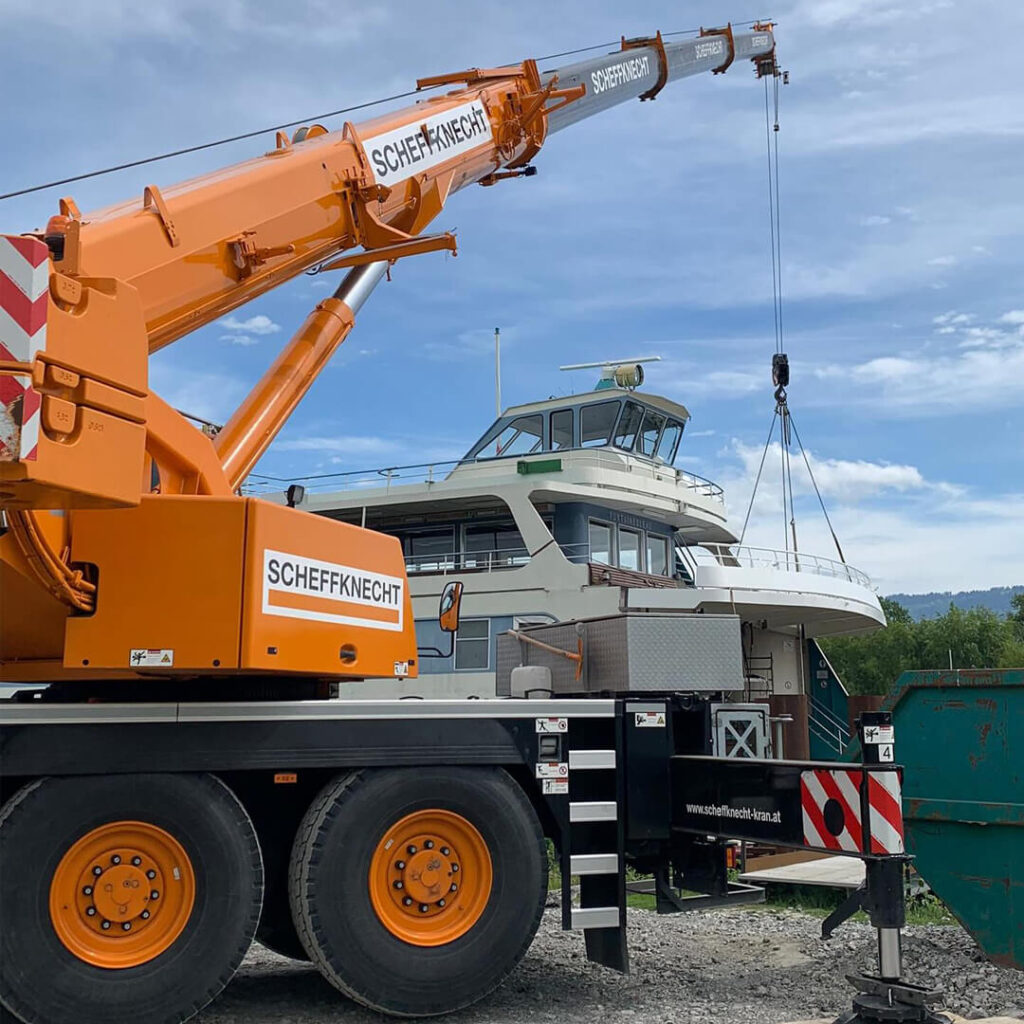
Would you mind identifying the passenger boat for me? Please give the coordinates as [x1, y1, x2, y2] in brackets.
[287, 363, 883, 758]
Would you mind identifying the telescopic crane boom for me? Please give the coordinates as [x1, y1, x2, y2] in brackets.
[0, 25, 778, 687]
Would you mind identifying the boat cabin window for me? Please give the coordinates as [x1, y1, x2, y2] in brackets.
[463, 523, 528, 568]
[618, 527, 641, 571]
[550, 408, 574, 450]
[580, 400, 620, 448]
[613, 401, 643, 451]
[405, 529, 455, 571]
[455, 619, 490, 670]
[588, 520, 614, 566]
[585, 515, 674, 577]
[638, 409, 666, 458]
[647, 535, 670, 576]
[657, 420, 682, 463]
[495, 414, 543, 457]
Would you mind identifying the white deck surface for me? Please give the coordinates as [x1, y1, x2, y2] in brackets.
[740, 854, 865, 890]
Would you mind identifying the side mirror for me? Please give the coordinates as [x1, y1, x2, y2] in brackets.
[439, 581, 463, 634]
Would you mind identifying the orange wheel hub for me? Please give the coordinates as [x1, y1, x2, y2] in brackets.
[369, 809, 492, 946]
[49, 821, 195, 968]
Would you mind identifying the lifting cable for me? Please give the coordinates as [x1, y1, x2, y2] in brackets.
[0, 21, 773, 203]
[741, 58, 846, 567]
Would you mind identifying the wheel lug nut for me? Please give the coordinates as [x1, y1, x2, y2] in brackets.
[111, 855, 121, 865]
[393, 880, 404, 890]
[92, 866, 103, 876]
[86, 906, 97, 916]
[424, 840, 434, 849]
[438, 899, 446, 908]
[122, 922, 132, 932]
[141, 910, 151, 920]
[403, 896, 413, 906]
[406, 844, 417, 855]
[82, 886, 93, 896]
[146, 869, 156, 880]
[451, 864, 459, 873]
[440, 846, 450, 856]
[450, 884, 458, 892]
[395, 860, 406, 870]
[150, 890, 160, 900]
[101, 920, 111, 930]
[419, 904, 429, 913]
[131, 856, 142, 866]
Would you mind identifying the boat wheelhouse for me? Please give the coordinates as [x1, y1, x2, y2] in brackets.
[285, 378, 883, 759]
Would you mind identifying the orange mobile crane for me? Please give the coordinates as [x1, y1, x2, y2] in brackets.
[0, 26, 942, 1024]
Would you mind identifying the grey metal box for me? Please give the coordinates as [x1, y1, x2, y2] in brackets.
[496, 613, 744, 696]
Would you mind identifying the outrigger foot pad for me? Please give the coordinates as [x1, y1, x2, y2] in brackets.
[834, 975, 948, 1024]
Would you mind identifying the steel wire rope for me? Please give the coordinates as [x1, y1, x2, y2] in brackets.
[771, 70, 785, 354]
[788, 411, 847, 565]
[763, 75, 782, 355]
[1, 21, 776, 202]
[738, 410, 779, 546]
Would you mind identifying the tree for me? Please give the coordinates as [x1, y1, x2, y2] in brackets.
[820, 599, 1022, 695]
[880, 597, 913, 626]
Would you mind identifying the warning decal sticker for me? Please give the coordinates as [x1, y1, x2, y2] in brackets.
[130, 648, 174, 667]
[634, 711, 666, 728]
[262, 549, 404, 632]
[364, 100, 492, 188]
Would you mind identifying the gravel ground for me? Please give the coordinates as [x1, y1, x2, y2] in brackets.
[194, 907, 1024, 1024]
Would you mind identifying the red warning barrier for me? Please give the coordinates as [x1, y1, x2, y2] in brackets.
[801, 767, 904, 855]
[0, 234, 49, 462]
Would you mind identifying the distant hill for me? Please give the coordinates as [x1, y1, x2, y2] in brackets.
[886, 585, 1024, 621]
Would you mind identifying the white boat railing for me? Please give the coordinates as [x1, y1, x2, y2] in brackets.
[681, 543, 873, 589]
[404, 542, 591, 576]
[244, 449, 724, 503]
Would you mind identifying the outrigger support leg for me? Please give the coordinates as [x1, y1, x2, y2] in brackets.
[830, 858, 947, 1024]
[668, 706, 949, 1024]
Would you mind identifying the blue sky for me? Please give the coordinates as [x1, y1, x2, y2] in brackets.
[2, 0, 1022, 594]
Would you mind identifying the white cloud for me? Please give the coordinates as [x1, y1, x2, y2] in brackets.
[671, 368, 762, 398]
[712, 439, 1016, 593]
[859, 214, 891, 226]
[148, 364, 245, 425]
[932, 311, 973, 326]
[219, 333, 258, 346]
[728, 440, 950, 503]
[811, 307, 1024, 415]
[735, 492, 1024, 594]
[274, 435, 401, 456]
[927, 255, 957, 267]
[220, 314, 281, 336]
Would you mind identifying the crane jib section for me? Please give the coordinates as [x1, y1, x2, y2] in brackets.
[541, 29, 775, 133]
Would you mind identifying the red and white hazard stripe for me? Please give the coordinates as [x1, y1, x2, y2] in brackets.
[0, 234, 49, 462]
[800, 767, 904, 855]
[801, 767, 864, 853]
[866, 769, 904, 855]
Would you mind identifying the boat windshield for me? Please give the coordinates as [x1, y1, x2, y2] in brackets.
[464, 396, 687, 466]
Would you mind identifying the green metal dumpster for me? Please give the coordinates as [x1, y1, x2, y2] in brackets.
[859, 670, 1024, 969]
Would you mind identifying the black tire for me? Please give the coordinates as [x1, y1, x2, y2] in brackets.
[0, 773, 263, 1024]
[289, 767, 546, 1017]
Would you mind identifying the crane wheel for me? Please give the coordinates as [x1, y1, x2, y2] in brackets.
[289, 767, 546, 1016]
[0, 773, 263, 1024]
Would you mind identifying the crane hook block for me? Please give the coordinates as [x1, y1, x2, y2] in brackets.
[772, 352, 789, 388]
